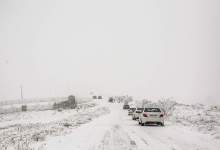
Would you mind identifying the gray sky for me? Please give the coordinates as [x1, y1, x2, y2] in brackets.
[0, 0, 220, 104]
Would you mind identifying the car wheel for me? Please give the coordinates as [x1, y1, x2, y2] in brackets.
[140, 119, 144, 126]
[138, 119, 142, 125]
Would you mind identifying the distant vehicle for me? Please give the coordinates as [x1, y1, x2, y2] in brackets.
[123, 104, 130, 109]
[53, 95, 77, 109]
[98, 96, 103, 99]
[92, 96, 97, 99]
[128, 107, 136, 115]
[132, 108, 144, 120]
[109, 97, 114, 103]
[138, 107, 164, 126]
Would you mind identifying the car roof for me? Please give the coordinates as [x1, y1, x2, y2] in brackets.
[144, 107, 160, 109]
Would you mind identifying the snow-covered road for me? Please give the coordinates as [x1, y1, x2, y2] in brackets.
[43, 102, 220, 150]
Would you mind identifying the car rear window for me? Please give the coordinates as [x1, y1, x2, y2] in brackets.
[144, 108, 161, 112]
[130, 108, 136, 111]
[137, 108, 144, 111]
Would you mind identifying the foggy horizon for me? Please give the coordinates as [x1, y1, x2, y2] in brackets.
[1, 0, 220, 105]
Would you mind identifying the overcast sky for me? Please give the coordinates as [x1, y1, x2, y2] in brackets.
[0, 0, 220, 104]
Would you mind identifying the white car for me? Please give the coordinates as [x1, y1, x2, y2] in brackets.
[132, 108, 144, 120]
[128, 107, 136, 115]
[138, 107, 165, 126]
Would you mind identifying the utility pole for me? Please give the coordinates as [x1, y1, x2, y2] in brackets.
[20, 85, 27, 112]
[20, 85, 23, 101]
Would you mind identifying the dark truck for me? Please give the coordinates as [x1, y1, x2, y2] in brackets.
[53, 95, 77, 110]
[123, 104, 130, 109]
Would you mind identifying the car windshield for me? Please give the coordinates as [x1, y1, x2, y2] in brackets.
[144, 108, 161, 112]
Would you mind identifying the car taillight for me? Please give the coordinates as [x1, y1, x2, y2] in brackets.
[160, 114, 164, 118]
[143, 113, 148, 117]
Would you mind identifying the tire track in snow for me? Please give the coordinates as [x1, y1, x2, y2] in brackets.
[140, 138, 148, 145]
[128, 124, 212, 150]
[93, 124, 138, 150]
[120, 113, 180, 150]
[128, 125, 181, 150]
[120, 107, 218, 150]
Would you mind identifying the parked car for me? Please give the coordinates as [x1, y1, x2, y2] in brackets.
[132, 108, 144, 120]
[138, 107, 164, 126]
[128, 107, 136, 115]
[123, 104, 130, 109]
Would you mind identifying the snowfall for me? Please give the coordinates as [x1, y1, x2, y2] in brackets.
[0, 99, 220, 150]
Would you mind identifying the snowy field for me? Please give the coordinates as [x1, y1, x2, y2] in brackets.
[0, 97, 92, 114]
[168, 103, 220, 140]
[0, 101, 110, 150]
[0, 100, 220, 150]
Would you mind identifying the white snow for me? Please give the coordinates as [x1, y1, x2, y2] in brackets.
[168, 103, 220, 140]
[1, 100, 220, 150]
[0, 97, 92, 114]
[38, 101, 220, 150]
[0, 101, 109, 150]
